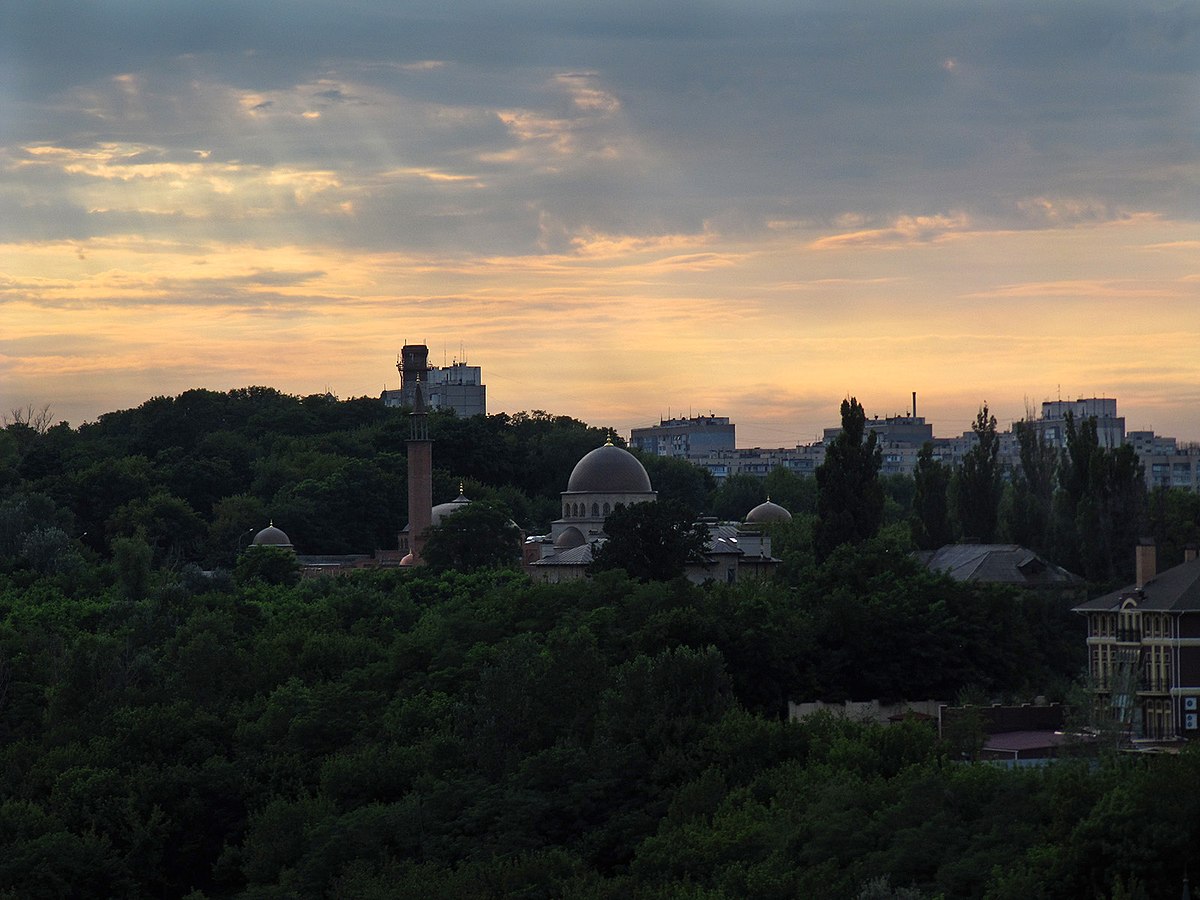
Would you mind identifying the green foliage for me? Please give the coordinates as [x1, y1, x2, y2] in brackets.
[763, 466, 818, 517]
[816, 397, 883, 561]
[421, 501, 522, 572]
[234, 546, 301, 586]
[1054, 413, 1146, 582]
[0, 551, 1179, 897]
[106, 491, 205, 566]
[111, 534, 152, 601]
[0, 386, 1185, 897]
[1004, 419, 1058, 554]
[637, 452, 717, 518]
[1146, 487, 1200, 569]
[711, 474, 766, 521]
[911, 443, 953, 550]
[956, 404, 1003, 543]
[590, 500, 709, 582]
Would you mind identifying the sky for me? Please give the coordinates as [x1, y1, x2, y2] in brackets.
[2, 1, 1198, 446]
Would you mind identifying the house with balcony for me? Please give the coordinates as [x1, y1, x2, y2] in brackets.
[1074, 542, 1200, 742]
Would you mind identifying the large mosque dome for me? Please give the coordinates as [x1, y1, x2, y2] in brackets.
[567, 442, 653, 493]
[430, 489, 471, 526]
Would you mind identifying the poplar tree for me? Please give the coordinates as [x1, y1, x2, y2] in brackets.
[815, 397, 883, 561]
[911, 442, 953, 550]
[956, 404, 1002, 543]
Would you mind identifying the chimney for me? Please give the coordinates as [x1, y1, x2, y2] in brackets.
[1136, 538, 1156, 589]
[912, 391, 917, 419]
[1186, 544, 1199, 563]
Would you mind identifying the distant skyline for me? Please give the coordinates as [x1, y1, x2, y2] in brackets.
[3, 2, 1198, 446]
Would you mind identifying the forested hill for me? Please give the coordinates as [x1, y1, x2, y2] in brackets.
[1, 388, 1198, 896]
[1, 388, 626, 566]
[0, 558, 1186, 898]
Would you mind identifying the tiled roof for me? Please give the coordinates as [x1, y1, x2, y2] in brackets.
[1075, 557, 1200, 612]
[922, 544, 1082, 587]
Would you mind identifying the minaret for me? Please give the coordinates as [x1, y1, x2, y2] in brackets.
[406, 378, 433, 565]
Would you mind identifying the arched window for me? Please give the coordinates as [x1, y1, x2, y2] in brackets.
[563, 503, 570, 517]
[592, 502, 600, 517]
[603, 502, 610, 515]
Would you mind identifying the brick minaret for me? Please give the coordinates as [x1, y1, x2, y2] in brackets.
[406, 379, 433, 564]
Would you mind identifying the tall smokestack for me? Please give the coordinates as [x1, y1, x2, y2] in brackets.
[912, 391, 917, 419]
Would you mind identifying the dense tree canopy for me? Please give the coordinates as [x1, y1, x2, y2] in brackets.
[421, 501, 522, 572]
[0, 386, 1195, 896]
[0, 541, 1186, 898]
[590, 499, 709, 582]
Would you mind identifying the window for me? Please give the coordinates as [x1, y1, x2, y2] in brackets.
[592, 502, 600, 517]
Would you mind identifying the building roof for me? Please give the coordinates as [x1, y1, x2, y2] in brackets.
[430, 490, 471, 526]
[745, 499, 792, 524]
[982, 730, 1072, 754]
[920, 544, 1082, 587]
[529, 544, 595, 567]
[1075, 556, 1200, 612]
[252, 523, 292, 548]
[554, 525, 586, 549]
[566, 442, 653, 493]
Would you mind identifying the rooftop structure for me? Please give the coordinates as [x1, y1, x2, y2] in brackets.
[382, 342, 486, 417]
[630, 415, 735, 460]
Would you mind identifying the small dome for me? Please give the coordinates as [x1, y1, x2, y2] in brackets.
[430, 490, 471, 526]
[555, 526, 586, 549]
[400, 552, 415, 567]
[252, 523, 293, 547]
[567, 442, 653, 493]
[745, 499, 792, 524]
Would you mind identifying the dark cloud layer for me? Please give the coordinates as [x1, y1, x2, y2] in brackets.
[3, 0, 1196, 256]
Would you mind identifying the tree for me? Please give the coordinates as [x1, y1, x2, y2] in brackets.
[910, 443, 952, 550]
[112, 533, 153, 600]
[636, 453, 716, 518]
[1147, 487, 1200, 569]
[421, 501, 522, 572]
[1004, 418, 1057, 553]
[815, 398, 883, 561]
[1056, 413, 1146, 582]
[590, 500, 709, 582]
[234, 545, 300, 586]
[956, 404, 1002, 542]
[711, 474, 766, 522]
[106, 491, 205, 566]
[763, 466, 818, 517]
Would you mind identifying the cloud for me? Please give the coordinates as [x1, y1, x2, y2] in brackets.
[2, 1, 1199, 440]
[810, 213, 972, 250]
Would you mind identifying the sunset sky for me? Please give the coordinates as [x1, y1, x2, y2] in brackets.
[3, 1, 1198, 446]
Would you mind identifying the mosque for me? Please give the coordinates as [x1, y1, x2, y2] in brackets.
[250, 381, 786, 581]
[522, 438, 786, 584]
